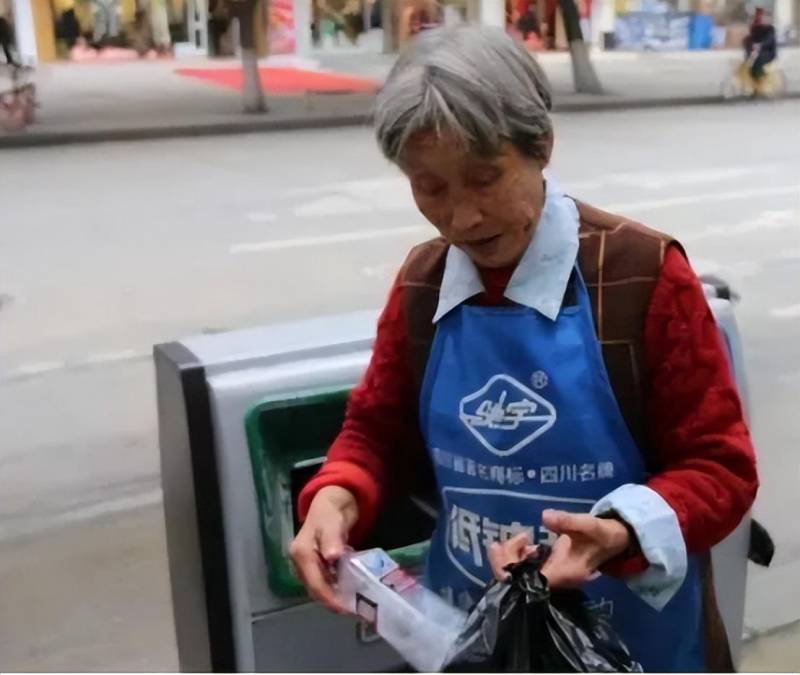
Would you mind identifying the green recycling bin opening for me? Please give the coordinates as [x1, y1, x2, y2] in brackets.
[245, 387, 430, 597]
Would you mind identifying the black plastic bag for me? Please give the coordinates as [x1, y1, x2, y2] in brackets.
[445, 548, 642, 672]
[748, 518, 775, 567]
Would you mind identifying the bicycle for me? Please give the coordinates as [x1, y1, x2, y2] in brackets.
[721, 53, 787, 100]
[1, 64, 37, 132]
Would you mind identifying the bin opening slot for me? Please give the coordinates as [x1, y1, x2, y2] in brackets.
[248, 389, 435, 594]
[289, 460, 435, 555]
[290, 460, 324, 536]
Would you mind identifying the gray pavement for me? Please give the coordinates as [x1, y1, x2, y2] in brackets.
[0, 102, 799, 670]
[1, 43, 799, 147]
[741, 621, 800, 671]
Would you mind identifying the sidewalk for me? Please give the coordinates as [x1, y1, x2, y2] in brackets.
[2, 44, 799, 147]
[741, 620, 800, 671]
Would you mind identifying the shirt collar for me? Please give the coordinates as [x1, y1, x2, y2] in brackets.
[433, 179, 580, 323]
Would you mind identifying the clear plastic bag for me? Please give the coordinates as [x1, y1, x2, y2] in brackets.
[336, 548, 467, 672]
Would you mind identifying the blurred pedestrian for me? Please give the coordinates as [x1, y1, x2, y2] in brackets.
[0, 1, 19, 66]
[370, 0, 381, 28]
[56, 7, 82, 49]
[149, 0, 171, 54]
[516, 1, 540, 41]
[399, 0, 440, 46]
[208, 0, 230, 56]
[127, 8, 153, 56]
[316, 0, 364, 45]
[92, 0, 121, 44]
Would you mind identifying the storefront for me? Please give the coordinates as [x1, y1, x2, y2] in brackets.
[612, 0, 790, 50]
[508, 0, 594, 49]
[7, 0, 57, 62]
[5, 0, 793, 63]
[4, 0, 194, 61]
[386, 0, 581, 50]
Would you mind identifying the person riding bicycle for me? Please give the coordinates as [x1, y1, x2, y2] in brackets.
[743, 8, 777, 85]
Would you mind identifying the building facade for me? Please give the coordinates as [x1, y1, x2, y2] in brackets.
[3, 0, 797, 64]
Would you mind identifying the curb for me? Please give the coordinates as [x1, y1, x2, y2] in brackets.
[0, 111, 372, 149]
[2, 91, 798, 148]
[555, 90, 800, 112]
[743, 618, 800, 644]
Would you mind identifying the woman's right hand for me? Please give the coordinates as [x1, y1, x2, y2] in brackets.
[288, 485, 359, 614]
[488, 532, 538, 582]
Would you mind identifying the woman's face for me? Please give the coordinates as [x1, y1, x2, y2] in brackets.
[400, 131, 549, 269]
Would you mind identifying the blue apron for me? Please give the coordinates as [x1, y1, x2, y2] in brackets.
[419, 269, 706, 672]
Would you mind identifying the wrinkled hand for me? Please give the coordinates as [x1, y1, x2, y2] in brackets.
[488, 510, 632, 588]
[288, 486, 358, 613]
[487, 531, 538, 582]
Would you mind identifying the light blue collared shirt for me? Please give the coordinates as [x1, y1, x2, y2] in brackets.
[433, 180, 580, 324]
[431, 178, 687, 610]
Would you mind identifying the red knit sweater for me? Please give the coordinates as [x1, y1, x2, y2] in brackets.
[299, 247, 758, 575]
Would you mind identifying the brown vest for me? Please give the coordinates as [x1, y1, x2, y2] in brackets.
[394, 201, 733, 671]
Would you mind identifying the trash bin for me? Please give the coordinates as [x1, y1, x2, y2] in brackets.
[702, 277, 751, 668]
[156, 311, 431, 672]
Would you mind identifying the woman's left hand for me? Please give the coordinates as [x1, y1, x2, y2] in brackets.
[488, 509, 632, 588]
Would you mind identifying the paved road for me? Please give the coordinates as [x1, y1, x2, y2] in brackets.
[0, 100, 798, 670]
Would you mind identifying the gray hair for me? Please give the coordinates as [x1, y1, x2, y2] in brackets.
[374, 24, 553, 163]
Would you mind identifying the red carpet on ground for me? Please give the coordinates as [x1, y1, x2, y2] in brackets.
[175, 67, 379, 95]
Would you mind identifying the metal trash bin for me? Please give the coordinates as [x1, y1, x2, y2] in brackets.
[703, 277, 752, 668]
[156, 311, 428, 672]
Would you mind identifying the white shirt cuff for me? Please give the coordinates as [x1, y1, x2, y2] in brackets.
[590, 483, 687, 611]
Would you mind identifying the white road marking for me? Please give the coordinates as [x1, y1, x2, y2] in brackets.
[728, 261, 763, 278]
[230, 185, 797, 257]
[361, 262, 399, 280]
[2, 349, 151, 383]
[0, 489, 163, 543]
[688, 258, 722, 276]
[683, 257, 763, 280]
[84, 349, 146, 365]
[770, 304, 800, 319]
[12, 361, 65, 376]
[294, 194, 375, 218]
[230, 224, 432, 254]
[279, 178, 796, 226]
[283, 164, 792, 205]
[683, 209, 797, 242]
[288, 178, 417, 216]
[283, 176, 405, 198]
[246, 212, 278, 223]
[560, 179, 605, 192]
[606, 185, 799, 213]
[602, 164, 783, 191]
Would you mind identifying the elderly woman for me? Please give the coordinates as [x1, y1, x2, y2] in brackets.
[290, 25, 757, 672]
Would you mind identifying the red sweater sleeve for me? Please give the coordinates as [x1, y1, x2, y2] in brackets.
[643, 246, 759, 553]
[297, 277, 413, 544]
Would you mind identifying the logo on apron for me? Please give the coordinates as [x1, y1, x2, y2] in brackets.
[459, 374, 557, 456]
[442, 487, 593, 587]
